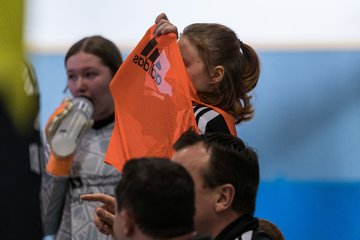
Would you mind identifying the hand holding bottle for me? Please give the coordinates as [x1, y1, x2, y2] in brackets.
[45, 97, 94, 176]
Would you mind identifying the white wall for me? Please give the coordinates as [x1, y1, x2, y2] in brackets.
[25, 0, 360, 52]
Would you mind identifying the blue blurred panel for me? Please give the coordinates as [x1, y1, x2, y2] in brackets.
[239, 51, 360, 181]
[29, 51, 360, 180]
[28, 53, 68, 131]
[256, 180, 360, 240]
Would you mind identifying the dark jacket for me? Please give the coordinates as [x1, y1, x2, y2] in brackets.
[215, 214, 273, 240]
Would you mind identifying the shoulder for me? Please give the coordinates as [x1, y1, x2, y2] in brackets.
[193, 104, 231, 134]
[193, 235, 212, 240]
[252, 230, 274, 240]
[256, 218, 284, 240]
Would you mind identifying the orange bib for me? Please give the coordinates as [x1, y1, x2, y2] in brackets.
[105, 24, 237, 172]
[105, 24, 198, 172]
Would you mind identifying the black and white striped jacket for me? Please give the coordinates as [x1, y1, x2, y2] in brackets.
[193, 104, 232, 134]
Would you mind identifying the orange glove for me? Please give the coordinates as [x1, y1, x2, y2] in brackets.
[46, 154, 74, 177]
[45, 98, 75, 176]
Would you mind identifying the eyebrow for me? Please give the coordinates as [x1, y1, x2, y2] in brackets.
[67, 67, 98, 73]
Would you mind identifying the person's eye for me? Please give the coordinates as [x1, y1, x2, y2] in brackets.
[67, 74, 76, 81]
[85, 72, 97, 78]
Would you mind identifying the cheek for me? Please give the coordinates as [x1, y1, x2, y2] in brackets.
[113, 215, 123, 240]
[186, 67, 201, 88]
[194, 188, 210, 215]
[194, 191, 214, 233]
[99, 76, 113, 93]
[186, 65, 209, 92]
[91, 77, 112, 97]
[94, 83, 110, 95]
[67, 82, 77, 96]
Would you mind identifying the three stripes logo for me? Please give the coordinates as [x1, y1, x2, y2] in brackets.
[133, 37, 163, 85]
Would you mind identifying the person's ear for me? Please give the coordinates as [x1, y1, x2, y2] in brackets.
[120, 210, 134, 236]
[214, 183, 235, 213]
[209, 65, 225, 85]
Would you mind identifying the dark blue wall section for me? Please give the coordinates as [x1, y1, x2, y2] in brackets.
[256, 180, 360, 239]
[239, 51, 360, 180]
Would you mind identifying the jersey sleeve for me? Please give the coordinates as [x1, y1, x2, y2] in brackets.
[40, 139, 69, 235]
[193, 105, 231, 134]
[41, 173, 69, 235]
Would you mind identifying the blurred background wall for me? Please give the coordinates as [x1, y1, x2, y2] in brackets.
[25, 0, 360, 239]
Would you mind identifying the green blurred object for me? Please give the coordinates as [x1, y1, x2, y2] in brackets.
[0, 0, 43, 239]
[0, 0, 37, 135]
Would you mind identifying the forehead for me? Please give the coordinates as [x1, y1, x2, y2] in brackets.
[66, 52, 103, 70]
[172, 142, 210, 170]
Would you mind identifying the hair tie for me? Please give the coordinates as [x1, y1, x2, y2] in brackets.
[238, 39, 244, 54]
[238, 39, 244, 49]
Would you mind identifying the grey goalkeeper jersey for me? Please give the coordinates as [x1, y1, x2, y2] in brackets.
[41, 120, 121, 240]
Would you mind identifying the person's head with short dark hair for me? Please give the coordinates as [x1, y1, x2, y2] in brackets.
[113, 157, 196, 240]
[173, 129, 260, 238]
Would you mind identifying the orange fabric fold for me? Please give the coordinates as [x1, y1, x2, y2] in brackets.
[105, 24, 198, 172]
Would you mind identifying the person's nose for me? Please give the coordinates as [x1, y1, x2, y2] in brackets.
[76, 76, 87, 91]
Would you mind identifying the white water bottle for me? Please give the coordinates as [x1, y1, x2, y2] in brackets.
[50, 97, 94, 158]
